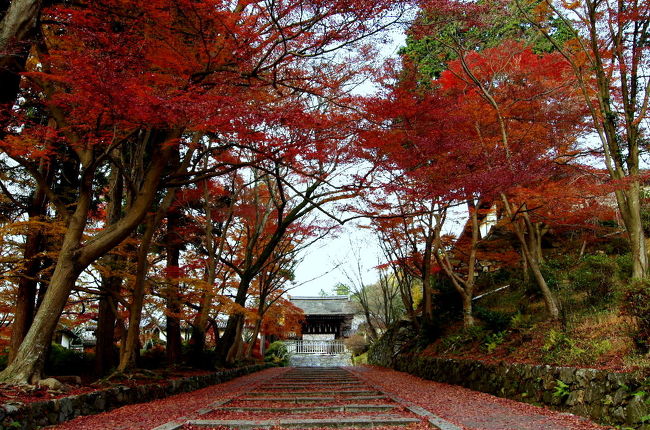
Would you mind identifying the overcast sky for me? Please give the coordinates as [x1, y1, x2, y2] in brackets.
[289, 29, 407, 297]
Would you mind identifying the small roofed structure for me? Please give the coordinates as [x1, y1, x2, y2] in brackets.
[289, 295, 356, 340]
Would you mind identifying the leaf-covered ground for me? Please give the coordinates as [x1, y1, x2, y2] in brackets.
[349, 366, 610, 430]
[49, 367, 287, 430]
[48, 366, 611, 429]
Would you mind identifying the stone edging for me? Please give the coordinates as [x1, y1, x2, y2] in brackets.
[0, 363, 273, 430]
[369, 352, 650, 429]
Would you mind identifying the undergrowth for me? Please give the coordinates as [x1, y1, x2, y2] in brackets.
[428, 252, 648, 372]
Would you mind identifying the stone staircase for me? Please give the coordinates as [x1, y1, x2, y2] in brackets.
[158, 367, 459, 429]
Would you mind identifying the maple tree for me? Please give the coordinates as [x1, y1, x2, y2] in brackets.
[0, 0, 636, 392]
[214, 148, 363, 363]
[0, 0, 409, 384]
[359, 0, 593, 324]
[518, 0, 650, 279]
[407, 5, 586, 317]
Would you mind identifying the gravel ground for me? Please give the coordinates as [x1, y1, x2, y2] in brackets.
[349, 366, 613, 430]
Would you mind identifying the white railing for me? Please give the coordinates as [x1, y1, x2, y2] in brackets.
[285, 340, 347, 355]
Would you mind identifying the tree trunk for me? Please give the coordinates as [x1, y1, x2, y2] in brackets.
[165, 211, 182, 366]
[8, 128, 56, 363]
[215, 276, 251, 364]
[421, 232, 435, 325]
[9, 219, 47, 364]
[189, 181, 225, 364]
[462, 293, 474, 327]
[0, 209, 89, 384]
[118, 216, 155, 372]
[0, 133, 176, 384]
[94, 164, 123, 376]
[502, 195, 559, 319]
[189, 292, 211, 365]
[620, 183, 647, 278]
[0, 0, 41, 113]
[95, 275, 120, 376]
[244, 318, 262, 359]
[225, 315, 244, 364]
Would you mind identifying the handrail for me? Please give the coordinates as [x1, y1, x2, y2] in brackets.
[284, 340, 347, 355]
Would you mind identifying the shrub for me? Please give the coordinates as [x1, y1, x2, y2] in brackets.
[542, 329, 585, 364]
[439, 326, 486, 353]
[621, 279, 650, 353]
[510, 312, 533, 331]
[616, 254, 633, 281]
[344, 334, 368, 356]
[475, 306, 513, 332]
[46, 344, 92, 376]
[569, 254, 620, 305]
[482, 331, 507, 353]
[139, 344, 166, 369]
[264, 341, 289, 366]
[541, 329, 612, 366]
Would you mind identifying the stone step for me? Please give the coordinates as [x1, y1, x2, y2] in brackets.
[266, 381, 362, 385]
[186, 416, 421, 429]
[216, 404, 398, 413]
[238, 396, 338, 403]
[247, 390, 381, 397]
[261, 384, 364, 389]
[237, 395, 390, 403]
[274, 378, 359, 381]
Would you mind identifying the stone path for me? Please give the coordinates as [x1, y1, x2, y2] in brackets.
[51, 366, 610, 430]
[154, 367, 458, 429]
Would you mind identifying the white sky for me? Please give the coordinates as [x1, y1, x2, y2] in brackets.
[290, 28, 408, 296]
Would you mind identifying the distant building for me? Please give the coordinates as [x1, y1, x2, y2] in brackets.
[288, 295, 357, 340]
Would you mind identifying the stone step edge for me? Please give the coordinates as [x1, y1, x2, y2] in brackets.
[265, 381, 362, 384]
[266, 383, 361, 386]
[237, 395, 389, 402]
[214, 404, 398, 413]
[247, 390, 380, 397]
[185, 416, 421, 429]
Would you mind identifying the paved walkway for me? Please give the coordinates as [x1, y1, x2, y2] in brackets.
[50, 366, 611, 430]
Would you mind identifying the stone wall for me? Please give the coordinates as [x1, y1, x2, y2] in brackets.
[289, 353, 352, 367]
[0, 363, 272, 430]
[368, 345, 650, 429]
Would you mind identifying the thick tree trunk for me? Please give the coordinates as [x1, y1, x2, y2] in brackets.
[0, 203, 89, 384]
[0, 0, 40, 111]
[244, 318, 261, 359]
[189, 295, 210, 363]
[9, 224, 46, 364]
[3, 262, 80, 383]
[215, 276, 251, 364]
[618, 184, 647, 278]
[217, 313, 241, 365]
[0, 134, 176, 384]
[95, 275, 120, 376]
[225, 317, 244, 364]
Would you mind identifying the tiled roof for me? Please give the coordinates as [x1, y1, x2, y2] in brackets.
[289, 295, 357, 316]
